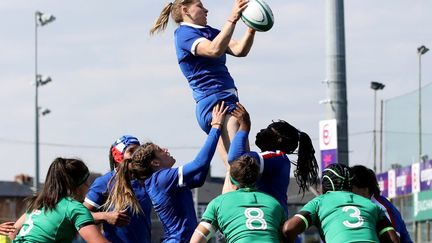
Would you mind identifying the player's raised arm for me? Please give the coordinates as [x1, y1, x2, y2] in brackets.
[226, 27, 255, 57]
[227, 102, 251, 163]
[196, 0, 249, 58]
[230, 102, 251, 132]
[182, 102, 228, 187]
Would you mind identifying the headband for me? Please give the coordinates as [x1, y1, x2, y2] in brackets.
[230, 175, 257, 189]
[111, 135, 140, 163]
[230, 176, 240, 187]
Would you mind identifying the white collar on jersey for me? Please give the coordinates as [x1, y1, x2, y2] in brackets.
[180, 22, 206, 29]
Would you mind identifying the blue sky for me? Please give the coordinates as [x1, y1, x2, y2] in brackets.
[0, 0, 431, 181]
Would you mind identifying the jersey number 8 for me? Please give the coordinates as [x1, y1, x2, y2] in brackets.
[244, 208, 267, 230]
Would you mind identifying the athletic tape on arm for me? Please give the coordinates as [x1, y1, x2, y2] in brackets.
[197, 222, 216, 241]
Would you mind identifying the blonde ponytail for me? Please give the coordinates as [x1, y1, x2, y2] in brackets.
[150, 0, 195, 35]
[150, 2, 174, 35]
[104, 159, 143, 215]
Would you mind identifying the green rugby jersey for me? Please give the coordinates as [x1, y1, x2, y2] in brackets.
[14, 197, 94, 242]
[301, 191, 393, 243]
[201, 188, 285, 243]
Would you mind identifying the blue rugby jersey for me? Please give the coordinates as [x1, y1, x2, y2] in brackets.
[372, 194, 413, 243]
[228, 130, 291, 215]
[145, 128, 221, 243]
[85, 171, 152, 243]
[174, 23, 236, 102]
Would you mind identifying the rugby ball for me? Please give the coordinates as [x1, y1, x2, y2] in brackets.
[240, 0, 274, 32]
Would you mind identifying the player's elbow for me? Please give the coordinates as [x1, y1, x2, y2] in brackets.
[204, 44, 227, 57]
[227, 48, 246, 57]
[234, 49, 249, 57]
[234, 53, 247, 57]
[229, 44, 251, 57]
[281, 221, 294, 242]
[195, 178, 206, 187]
[208, 48, 225, 57]
[281, 217, 306, 243]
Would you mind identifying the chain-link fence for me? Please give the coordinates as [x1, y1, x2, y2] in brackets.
[385, 82, 432, 168]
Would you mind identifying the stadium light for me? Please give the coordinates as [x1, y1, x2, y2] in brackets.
[40, 108, 51, 116]
[370, 81, 385, 172]
[417, 45, 429, 162]
[35, 11, 55, 192]
[36, 75, 52, 86]
[36, 11, 56, 26]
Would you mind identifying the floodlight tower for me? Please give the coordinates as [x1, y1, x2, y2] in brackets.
[35, 11, 55, 192]
[370, 81, 385, 172]
[324, 0, 349, 165]
[417, 45, 429, 162]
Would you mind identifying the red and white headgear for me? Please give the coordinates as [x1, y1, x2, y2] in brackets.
[111, 135, 140, 163]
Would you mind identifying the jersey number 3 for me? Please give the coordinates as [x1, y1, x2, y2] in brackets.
[342, 206, 364, 228]
[244, 208, 267, 230]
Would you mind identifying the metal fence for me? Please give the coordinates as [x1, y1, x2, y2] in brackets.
[385, 82, 432, 168]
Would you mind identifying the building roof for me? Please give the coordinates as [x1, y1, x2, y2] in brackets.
[0, 181, 33, 197]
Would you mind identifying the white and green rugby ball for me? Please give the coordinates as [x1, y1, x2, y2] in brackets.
[240, 0, 274, 32]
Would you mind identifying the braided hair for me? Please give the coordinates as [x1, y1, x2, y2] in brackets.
[255, 120, 319, 193]
[322, 163, 353, 193]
